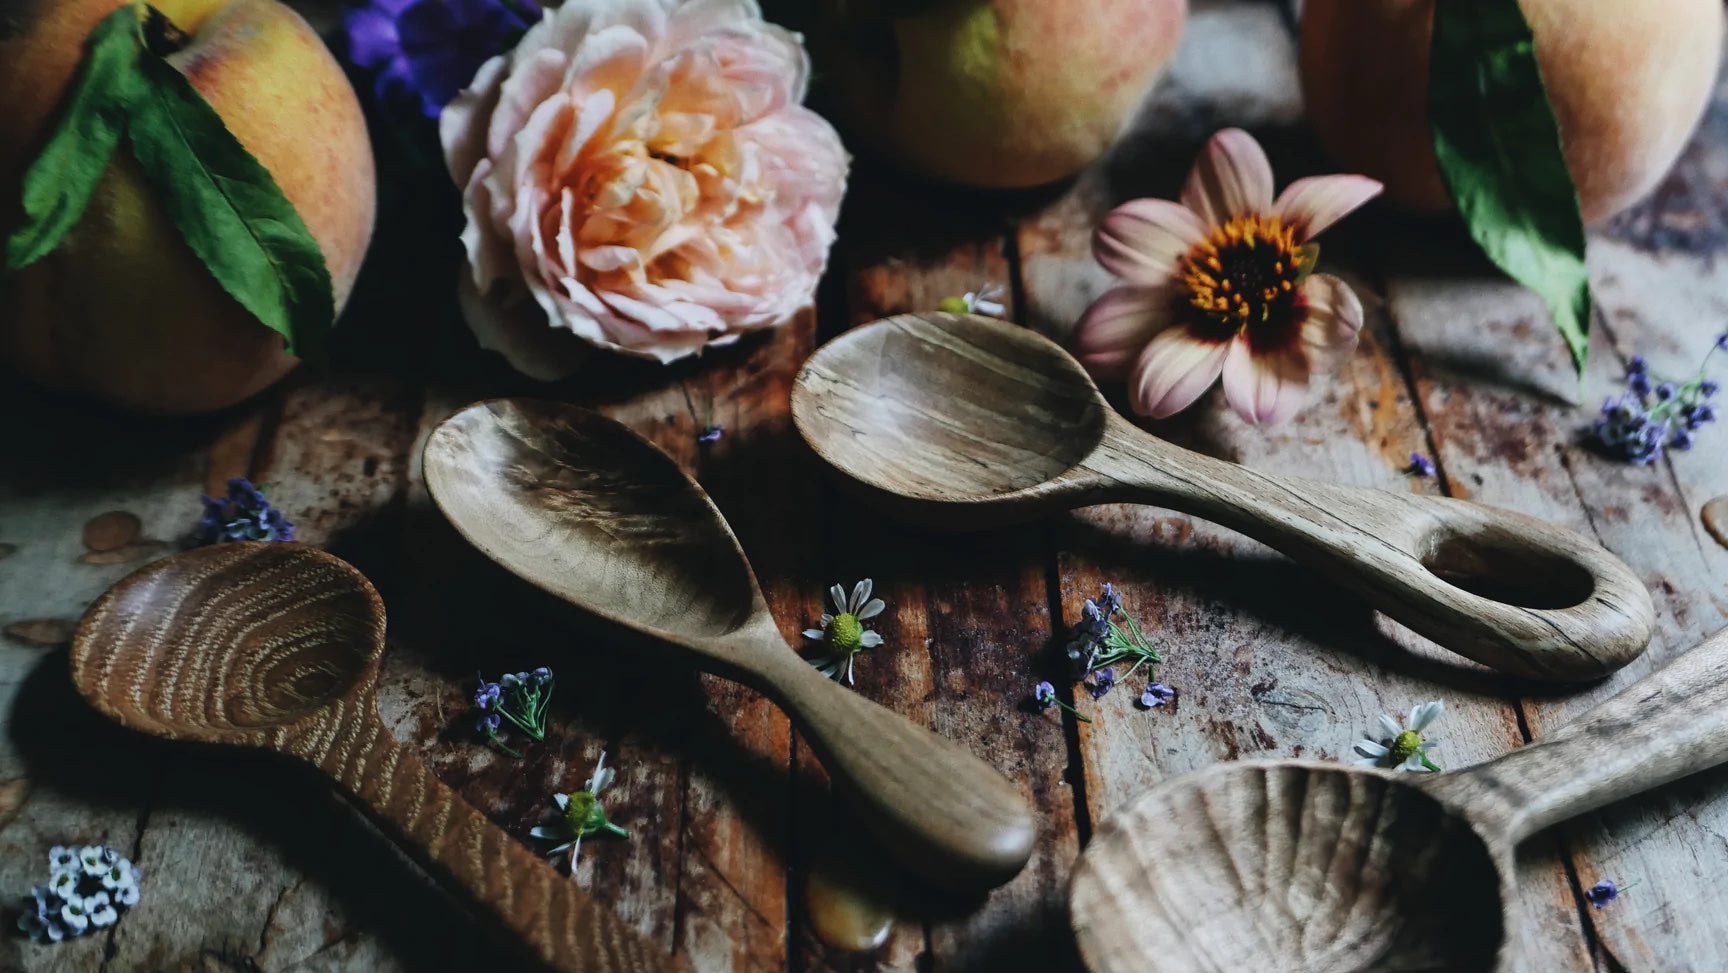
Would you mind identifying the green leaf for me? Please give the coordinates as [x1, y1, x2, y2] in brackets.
[4, 6, 147, 271]
[126, 49, 333, 362]
[1428, 0, 1592, 379]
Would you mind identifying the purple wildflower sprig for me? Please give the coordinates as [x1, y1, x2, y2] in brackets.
[193, 478, 295, 545]
[1406, 452, 1436, 478]
[1590, 334, 1725, 465]
[16, 845, 141, 944]
[1032, 584, 1171, 719]
[1585, 878, 1640, 908]
[472, 667, 553, 757]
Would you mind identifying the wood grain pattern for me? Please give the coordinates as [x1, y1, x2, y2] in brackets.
[423, 400, 1037, 892]
[1071, 626, 1728, 973]
[792, 312, 1655, 681]
[68, 542, 682, 973]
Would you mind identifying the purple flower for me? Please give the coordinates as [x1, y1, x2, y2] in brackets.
[1628, 371, 1653, 396]
[344, 0, 541, 120]
[1140, 683, 1176, 708]
[476, 712, 502, 736]
[474, 677, 501, 711]
[1088, 666, 1116, 699]
[1656, 382, 1678, 401]
[1700, 379, 1720, 398]
[1078, 599, 1111, 641]
[1408, 452, 1436, 477]
[1717, 333, 1728, 351]
[1686, 403, 1717, 429]
[1585, 879, 1636, 908]
[697, 424, 724, 445]
[530, 667, 553, 685]
[1628, 355, 1649, 374]
[1033, 681, 1057, 709]
[194, 478, 295, 545]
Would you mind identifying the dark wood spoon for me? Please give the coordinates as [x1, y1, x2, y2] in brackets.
[1069, 626, 1728, 973]
[70, 542, 681, 973]
[422, 399, 1037, 892]
[791, 312, 1655, 682]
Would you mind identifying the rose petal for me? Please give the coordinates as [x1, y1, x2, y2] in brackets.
[1221, 338, 1309, 425]
[1181, 128, 1274, 226]
[1071, 285, 1176, 381]
[1273, 175, 1383, 239]
[1128, 326, 1231, 419]
[441, 55, 510, 186]
[1094, 199, 1207, 285]
[458, 275, 590, 381]
[1299, 273, 1364, 372]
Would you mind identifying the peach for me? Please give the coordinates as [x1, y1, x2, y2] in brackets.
[0, 0, 376, 414]
[1299, 0, 1723, 226]
[821, 0, 1187, 189]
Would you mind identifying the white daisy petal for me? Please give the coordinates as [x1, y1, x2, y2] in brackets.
[1377, 714, 1402, 740]
[802, 628, 825, 640]
[1353, 739, 1389, 758]
[850, 579, 874, 612]
[1411, 701, 1444, 732]
[820, 614, 833, 626]
[856, 598, 886, 621]
[1403, 753, 1426, 772]
[860, 631, 884, 647]
[1352, 756, 1382, 767]
[829, 584, 847, 613]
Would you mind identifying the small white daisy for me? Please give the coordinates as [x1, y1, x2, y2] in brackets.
[1352, 701, 1444, 773]
[77, 845, 115, 878]
[938, 283, 1008, 318]
[530, 751, 630, 875]
[803, 580, 887, 685]
[48, 846, 78, 876]
[47, 869, 79, 900]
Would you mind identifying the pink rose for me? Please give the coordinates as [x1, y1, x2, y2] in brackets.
[441, 0, 848, 377]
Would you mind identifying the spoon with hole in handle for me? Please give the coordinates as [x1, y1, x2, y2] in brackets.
[1068, 625, 1728, 972]
[69, 542, 683, 973]
[422, 399, 1036, 892]
[791, 312, 1655, 682]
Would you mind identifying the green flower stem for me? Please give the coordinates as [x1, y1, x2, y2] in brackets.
[1419, 753, 1443, 773]
[1051, 698, 1092, 724]
[496, 706, 544, 741]
[484, 727, 523, 759]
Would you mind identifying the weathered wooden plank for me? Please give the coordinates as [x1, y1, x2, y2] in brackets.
[785, 175, 1085, 972]
[1387, 63, 1728, 968]
[1017, 2, 1591, 971]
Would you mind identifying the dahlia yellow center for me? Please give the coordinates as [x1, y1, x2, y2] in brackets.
[828, 612, 864, 653]
[1179, 214, 1309, 340]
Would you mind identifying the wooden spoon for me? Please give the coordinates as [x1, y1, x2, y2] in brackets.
[422, 399, 1037, 891]
[69, 542, 681, 973]
[1069, 626, 1728, 973]
[791, 312, 1655, 682]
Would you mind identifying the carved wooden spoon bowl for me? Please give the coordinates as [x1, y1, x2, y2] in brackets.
[422, 399, 1037, 891]
[1069, 627, 1728, 973]
[791, 312, 1655, 682]
[70, 542, 680, 973]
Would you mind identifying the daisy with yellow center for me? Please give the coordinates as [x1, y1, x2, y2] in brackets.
[1072, 128, 1382, 424]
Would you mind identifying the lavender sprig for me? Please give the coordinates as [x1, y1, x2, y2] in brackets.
[1033, 583, 1169, 721]
[472, 667, 553, 756]
[1590, 335, 1724, 465]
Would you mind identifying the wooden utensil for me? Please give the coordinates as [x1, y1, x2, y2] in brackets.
[1068, 626, 1728, 973]
[70, 542, 681, 973]
[422, 399, 1037, 891]
[790, 312, 1655, 682]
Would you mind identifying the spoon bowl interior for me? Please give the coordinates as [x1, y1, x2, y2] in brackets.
[1070, 762, 1506, 973]
[70, 543, 386, 745]
[792, 313, 1108, 504]
[424, 399, 761, 647]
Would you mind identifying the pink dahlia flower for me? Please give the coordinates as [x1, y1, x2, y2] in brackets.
[1072, 128, 1381, 424]
[440, 0, 848, 377]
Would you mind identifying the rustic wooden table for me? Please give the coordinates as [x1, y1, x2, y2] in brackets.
[3, 2, 1727, 970]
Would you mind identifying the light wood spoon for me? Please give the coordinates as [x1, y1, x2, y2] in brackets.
[791, 312, 1655, 682]
[1069, 626, 1728, 973]
[422, 399, 1037, 891]
[69, 542, 681, 973]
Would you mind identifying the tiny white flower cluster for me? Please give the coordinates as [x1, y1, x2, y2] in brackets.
[17, 845, 141, 944]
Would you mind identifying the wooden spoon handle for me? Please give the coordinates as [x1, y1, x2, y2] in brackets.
[1094, 423, 1654, 681]
[756, 646, 1036, 890]
[299, 716, 683, 973]
[1424, 627, 1728, 845]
